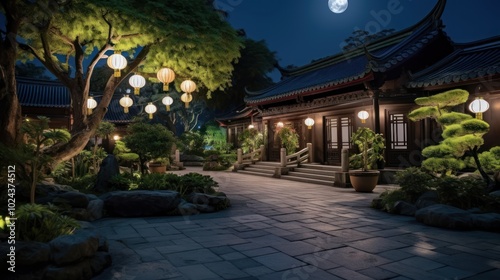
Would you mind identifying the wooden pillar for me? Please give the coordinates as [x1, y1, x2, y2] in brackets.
[373, 90, 381, 134]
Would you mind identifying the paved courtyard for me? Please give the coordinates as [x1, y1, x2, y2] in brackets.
[92, 168, 500, 280]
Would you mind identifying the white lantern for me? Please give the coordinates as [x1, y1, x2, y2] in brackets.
[162, 95, 174, 111]
[129, 74, 146, 95]
[358, 110, 369, 124]
[119, 95, 133, 113]
[276, 122, 284, 129]
[157, 68, 175, 91]
[145, 102, 157, 119]
[87, 96, 97, 115]
[248, 124, 255, 129]
[180, 93, 193, 108]
[469, 97, 489, 120]
[107, 52, 127, 77]
[304, 117, 315, 129]
[180, 79, 196, 94]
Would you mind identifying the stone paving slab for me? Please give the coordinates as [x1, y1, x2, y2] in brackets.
[92, 168, 500, 279]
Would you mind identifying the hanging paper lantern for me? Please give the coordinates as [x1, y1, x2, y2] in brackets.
[157, 68, 175, 91]
[145, 102, 157, 119]
[162, 95, 174, 111]
[119, 95, 133, 113]
[180, 93, 193, 108]
[469, 97, 489, 120]
[129, 74, 146, 95]
[87, 96, 97, 115]
[357, 110, 369, 124]
[180, 79, 196, 94]
[304, 117, 315, 129]
[107, 51, 127, 77]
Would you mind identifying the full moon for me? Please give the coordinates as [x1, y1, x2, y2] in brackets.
[328, 0, 348, 14]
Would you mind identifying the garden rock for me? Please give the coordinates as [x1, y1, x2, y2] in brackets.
[393, 201, 416, 216]
[64, 208, 91, 221]
[87, 199, 104, 221]
[94, 154, 120, 193]
[471, 213, 500, 231]
[16, 241, 51, 266]
[101, 190, 181, 217]
[180, 154, 204, 166]
[188, 193, 229, 207]
[49, 230, 99, 265]
[489, 190, 500, 198]
[195, 204, 216, 213]
[415, 191, 439, 209]
[178, 200, 200, 216]
[415, 204, 474, 230]
[45, 261, 93, 280]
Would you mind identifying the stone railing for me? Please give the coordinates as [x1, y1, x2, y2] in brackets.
[236, 145, 265, 165]
[280, 143, 312, 167]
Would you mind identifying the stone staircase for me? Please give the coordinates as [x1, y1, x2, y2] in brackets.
[237, 162, 341, 186]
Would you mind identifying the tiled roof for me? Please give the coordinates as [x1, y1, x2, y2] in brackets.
[245, 0, 447, 105]
[17, 77, 138, 123]
[407, 37, 500, 88]
[17, 77, 71, 108]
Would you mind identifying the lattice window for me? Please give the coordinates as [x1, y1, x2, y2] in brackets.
[389, 113, 408, 150]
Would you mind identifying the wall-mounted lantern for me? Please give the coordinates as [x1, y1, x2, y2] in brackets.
[469, 97, 489, 120]
[357, 110, 369, 124]
[304, 117, 315, 129]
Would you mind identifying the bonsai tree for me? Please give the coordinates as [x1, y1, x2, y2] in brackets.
[408, 89, 491, 185]
[123, 120, 176, 174]
[350, 127, 385, 172]
[276, 126, 299, 155]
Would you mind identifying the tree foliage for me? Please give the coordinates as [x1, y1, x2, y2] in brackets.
[1, 0, 242, 167]
[409, 89, 491, 185]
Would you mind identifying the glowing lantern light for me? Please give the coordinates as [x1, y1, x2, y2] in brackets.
[469, 97, 489, 120]
[162, 95, 174, 111]
[129, 74, 146, 95]
[180, 93, 193, 108]
[119, 95, 133, 113]
[87, 96, 97, 115]
[157, 68, 175, 91]
[107, 51, 127, 77]
[248, 124, 255, 129]
[304, 117, 315, 129]
[145, 102, 157, 119]
[358, 110, 369, 124]
[180, 79, 197, 94]
[276, 122, 284, 129]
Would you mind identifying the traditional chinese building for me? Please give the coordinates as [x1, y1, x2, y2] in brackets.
[233, 0, 500, 168]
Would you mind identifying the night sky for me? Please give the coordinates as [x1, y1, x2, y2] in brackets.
[225, 0, 500, 80]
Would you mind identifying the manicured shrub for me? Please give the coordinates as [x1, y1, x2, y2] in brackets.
[377, 189, 407, 213]
[434, 175, 488, 210]
[394, 167, 435, 202]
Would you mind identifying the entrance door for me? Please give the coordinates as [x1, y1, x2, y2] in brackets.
[325, 115, 354, 165]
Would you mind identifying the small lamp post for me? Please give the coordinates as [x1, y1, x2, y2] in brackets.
[304, 117, 315, 129]
[87, 96, 97, 115]
[358, 110, 369, 124]
[469, 97, 489, 120]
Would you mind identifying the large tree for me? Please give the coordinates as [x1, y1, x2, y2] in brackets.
[0, 0, 241, 168]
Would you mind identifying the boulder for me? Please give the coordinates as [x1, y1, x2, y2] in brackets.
[101, 190, 181, 217]
[178, 200, 200, 216]
[188, 193, 230, 207]
[89, 252, 112, 275]
[16, 241, 51, 266]
[195, 204, 216, 213]
[415, 191, 439, 209]
[489, 190, 500, 198]
[471, 213, 500, 231]
[49, 230, 99, 266]
[392, 201, 417, 216]
[94, 154, 120, 193]
[87, 199, 104, 221]
[64, 208, 91, 221]
[45, 261, 93, 280]
[415, 204, 473, 230]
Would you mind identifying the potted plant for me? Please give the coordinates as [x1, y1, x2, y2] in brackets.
[148, 157, 170, 173]
[349, 127, 385, 192]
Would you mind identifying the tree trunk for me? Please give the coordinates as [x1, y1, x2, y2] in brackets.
[471, 148, 492, 186]
[0, 0, 22, 148]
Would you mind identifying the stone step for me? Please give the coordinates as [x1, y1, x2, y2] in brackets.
[238, 170, 274, 178]
[286, 171, 334, 181]
[299, 163, 342, 171]
[244, 165, 275, 174]
[280, 175, 333, 186]
[293, 167, 336, 176]
[253, 161, 281, 167]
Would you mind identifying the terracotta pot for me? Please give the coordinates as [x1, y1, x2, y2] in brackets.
[148, 164, 166, 174]
[349, 171, 380, 192]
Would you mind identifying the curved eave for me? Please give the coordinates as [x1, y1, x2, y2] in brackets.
[246, 72, 374, 106]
